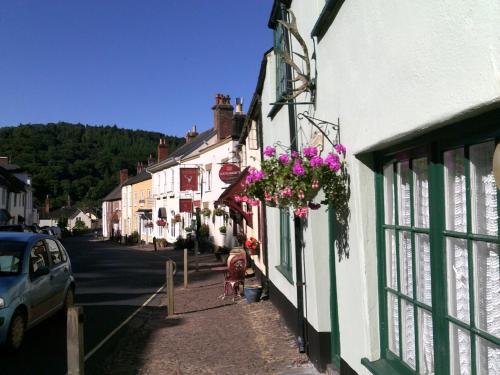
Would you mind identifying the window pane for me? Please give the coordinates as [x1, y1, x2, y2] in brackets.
[473, 241, 500, 338]
[397, 161, 411, 226]
[447, 238, 470, 323]
[46, 239, 62, 265]
[470, 141, 498, 236]
[384, 163, 395, 225]
[413, 157, 429, 228]
[418, 308, 435, 375]
[401, 300, 416, 369]
[444, 148, 467, 232]
[449, 323, 471, 375]
[387, 292, 400, 355]
[416, 233, 432, 306]
[476, 335, 500, 375]
[386, 230, 397, 289]
[399, 231, 413, 297]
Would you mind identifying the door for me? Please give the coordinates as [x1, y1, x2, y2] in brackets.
[28, 241, 53, 323]
[45, 238, 69, 309]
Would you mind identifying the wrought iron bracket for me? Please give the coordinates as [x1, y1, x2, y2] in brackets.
[297, 111, 340, 147]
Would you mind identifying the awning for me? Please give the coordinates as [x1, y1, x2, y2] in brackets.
[0, 209, 11, 223]
[216, 167, 253, 228]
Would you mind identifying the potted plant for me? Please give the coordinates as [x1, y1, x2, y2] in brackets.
[202, 208, 211, 217]
[214, 207, 225, 216]
[244, 284, 262, 303]
[174, 214, 182, 223]
[244, 237, 260, 256]
[156, 219, 166, 227]
[219, 225, 227, 235]
[145, 221, 154, 228]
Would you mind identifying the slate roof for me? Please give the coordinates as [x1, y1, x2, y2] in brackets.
[40, 206, 81, 220]
[147, 128, 216, 172]
[121, 170, 151, 187]
[0, 166, 26, 192]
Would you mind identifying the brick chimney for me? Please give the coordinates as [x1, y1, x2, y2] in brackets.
[120, 169, 128, 184]
[148, 153, 155, 166]
[136, 161, 144, 175]
[212, 93, 234, 141]
[157, 138, 168, 162]
[185, 125, 199, 144]
[44, 195, 50, 214]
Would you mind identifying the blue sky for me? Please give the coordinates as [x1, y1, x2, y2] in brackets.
[0, 1, 272, 137]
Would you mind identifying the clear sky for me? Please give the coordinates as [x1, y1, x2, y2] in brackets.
[0, 1, 272, 137]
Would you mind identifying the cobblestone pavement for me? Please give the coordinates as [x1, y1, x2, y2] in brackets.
[94, 252, 319, 375]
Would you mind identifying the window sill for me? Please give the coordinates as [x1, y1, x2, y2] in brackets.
[361, 358, 413, 375]
[275, 265, 294, 285]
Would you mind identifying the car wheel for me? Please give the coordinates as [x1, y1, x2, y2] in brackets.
[7, 311, 26, 350]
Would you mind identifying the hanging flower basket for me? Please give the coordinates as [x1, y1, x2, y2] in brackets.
[214, 208, 225, 216]
[244, 144, 348, 218]
[245, 237, 260, 256]
[145, 221, 154, 228]
[174, 214, 182, 223]
[219, 225, 227, 234]
[156, 219, 166, 227]
[202, 208, 211, 217]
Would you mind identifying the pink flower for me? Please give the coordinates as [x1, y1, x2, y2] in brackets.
[253, 170, 265, 181]
[334, 144, 346, 155]
[298, 190, 305, 200]
[294, 207, 309, 218]
[309, 156, 324, 168]
[249, 199, 260, 206]
[291, 150, 299, 158]
[281, 188, 292, 198]
[311, 180, 320, 189]
[264, 191, 272, 201]
[303, 146, 318, 158]
[292, 160, 305, 176]
[328, 161, 341, 172]
[242, 196, 248, 202]
[245, 175, 254, 185]
[278, 154, 290, 164]
[263, 146, 276, 157]
[234, 195, 242, 202]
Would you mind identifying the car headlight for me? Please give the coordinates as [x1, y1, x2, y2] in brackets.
[0, 298, 4, 309]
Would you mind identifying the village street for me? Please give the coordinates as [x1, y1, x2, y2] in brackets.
[0, 236, 179, 375]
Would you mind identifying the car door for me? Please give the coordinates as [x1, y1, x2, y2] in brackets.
[28, 240, 53, 324]
[45, 238, 69, 309]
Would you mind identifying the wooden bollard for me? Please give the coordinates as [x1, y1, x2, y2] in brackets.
[166, 260, 174, 316]
[67, 306, 85, 375]
[184, 248, 188, 288]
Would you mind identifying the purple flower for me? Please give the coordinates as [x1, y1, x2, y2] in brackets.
[303, 146, 318, 158]
[328, 161, 341, 172]
[334, 144, 346, 155]
[309, 156, 324, 168]
[325, 153, 340, 165]
[245, 175, 254, 184]
[253, 170, 265, 181]
[292, 160, 305, 175]
[263, 146, 276, 157]
[291, 150, 299, 158]
[278, 153, 290, 164]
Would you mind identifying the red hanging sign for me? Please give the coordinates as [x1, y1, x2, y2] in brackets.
[219, 164, 240, 184]
[179, 199, 193, 213]
[180, 168, 198, 191]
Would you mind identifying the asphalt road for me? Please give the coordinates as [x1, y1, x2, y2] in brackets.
[0, 235, 177, 375]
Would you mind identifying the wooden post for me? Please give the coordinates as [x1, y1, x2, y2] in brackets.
[194, 240, 199, 271]
[183, 248, 188, 288]
[166, 260, 174, 316]
[67, 306, 84, 375]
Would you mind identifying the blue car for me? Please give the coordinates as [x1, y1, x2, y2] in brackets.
[0, 232, 75, 350]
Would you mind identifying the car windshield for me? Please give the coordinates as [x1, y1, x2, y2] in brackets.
[0, 241, 25, 276]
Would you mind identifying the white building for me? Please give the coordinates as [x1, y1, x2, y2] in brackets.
[257, 1, 500, 374]
[0, 158, 37, 225]
[148, 94, 246, 248]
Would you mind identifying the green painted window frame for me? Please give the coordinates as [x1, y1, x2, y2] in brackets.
[277, 207, 294, 283]
[363, 113, 500, 375]
[273, 6, 291, 102]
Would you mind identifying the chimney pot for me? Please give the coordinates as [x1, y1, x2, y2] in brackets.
[120, 169, 129, 184]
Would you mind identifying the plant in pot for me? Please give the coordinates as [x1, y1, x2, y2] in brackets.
[244, 283, 262, 303]
[219, 225, 227, 235]
[244, 237, 260, 256]
[174, 214, 182, 223]
[202, 208, 211, 217]
[214, 207, 225, 216]
[156, 219, 166, 227]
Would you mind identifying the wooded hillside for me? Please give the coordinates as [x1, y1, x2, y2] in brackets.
[0, 123, 184, 211]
